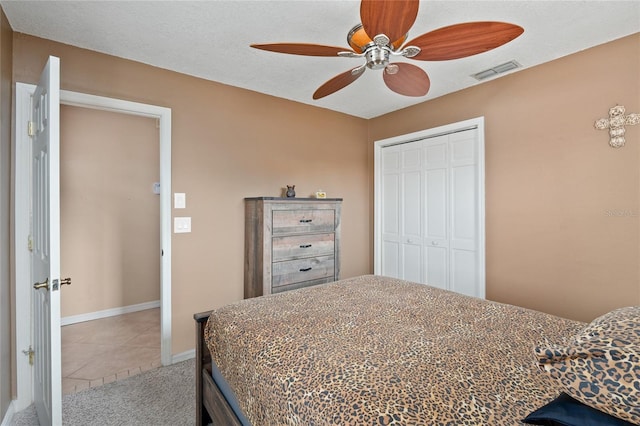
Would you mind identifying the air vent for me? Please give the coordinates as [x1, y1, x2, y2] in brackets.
[472, 60, 521, 81]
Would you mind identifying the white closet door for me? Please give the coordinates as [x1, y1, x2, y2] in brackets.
[449, 130, 479, 297]
[378, 126, 482, 298]
[423, 136, 449, 290]
[401, 146, 422, 283]
[381, 146, 401, 278]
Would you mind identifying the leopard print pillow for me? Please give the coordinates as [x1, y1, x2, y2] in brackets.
[534, 306, 640, 424]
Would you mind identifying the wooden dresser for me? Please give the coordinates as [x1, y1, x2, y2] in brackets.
[244, 197, 342, 298]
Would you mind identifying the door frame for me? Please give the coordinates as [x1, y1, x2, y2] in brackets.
[373, 116, 486, 296]
[13, 83, 173, 411]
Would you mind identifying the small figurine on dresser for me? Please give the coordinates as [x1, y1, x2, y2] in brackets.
[285, 185, 296, 198]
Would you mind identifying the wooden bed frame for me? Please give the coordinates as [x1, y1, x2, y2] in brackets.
[194, 310, 244, 426]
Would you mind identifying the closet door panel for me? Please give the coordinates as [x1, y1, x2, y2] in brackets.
[399, 146, 422, 281]
[425, 168, 447, 241]
[382, 173, 400, 236]
[381, 160, 401, 278]
[451, 248, 477, 297]
[426, 246, 447, 289]
[449, 129, 479, 296]
[450, 130, 478, 251]
[402, 170, 422, 240]
[383, 149, 401, 169]
[402, 146, 422, 168]
[424, 138, 448, 288]
[402, 243, 422, 283]
[450, 133, 476, 163]
[424, 138, 447, 164]
[382, 241, 400, 278]
[451, 164, 476, 251]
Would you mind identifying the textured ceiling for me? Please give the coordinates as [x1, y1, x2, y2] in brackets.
[2, 1, 639, 118]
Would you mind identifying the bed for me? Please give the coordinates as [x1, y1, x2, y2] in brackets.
[194, 275, 640, 425]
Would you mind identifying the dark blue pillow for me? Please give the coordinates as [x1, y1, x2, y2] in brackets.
[523, 393, 636, 426]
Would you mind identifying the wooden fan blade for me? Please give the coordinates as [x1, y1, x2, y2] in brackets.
[360, 0, 419, 45]
[313, 66, 366, 100]
[405, 22, 524, 61]
[251, 43, 353, 57]
[383, 62, 430, 97]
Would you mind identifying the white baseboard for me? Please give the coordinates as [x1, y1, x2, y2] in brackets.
[61, 300, 161, 326]
[171, 349, 195, 364]
[1, 400, 16, 426]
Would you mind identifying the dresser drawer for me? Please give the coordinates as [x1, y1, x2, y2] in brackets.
[272, 255, 335, 288]
[272, 233, 335, 261]
[272, 209, 335, 235]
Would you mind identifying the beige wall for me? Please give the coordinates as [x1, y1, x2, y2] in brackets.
[369, 33, 640, 323]
[0, 6, 11, 418]
[12, 33, 371, 354]
[5, 25, 637, 377]
[60, 105, 160, 317]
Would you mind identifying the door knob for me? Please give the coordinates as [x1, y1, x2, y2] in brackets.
[33, 277, 71, 291]
[33, 278, 49, 290]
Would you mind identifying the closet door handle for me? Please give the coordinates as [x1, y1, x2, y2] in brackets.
[299, 219, 313, 223]
[299, 267, 312, 272]
[432, 241, 439, 246]
[299, 244, 312, 248]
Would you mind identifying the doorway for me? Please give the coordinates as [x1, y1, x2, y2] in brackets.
[59, 105, 160, 394]
[13, 84, 172, 411]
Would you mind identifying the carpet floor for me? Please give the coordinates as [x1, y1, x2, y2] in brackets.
[10, 358, 194, 425]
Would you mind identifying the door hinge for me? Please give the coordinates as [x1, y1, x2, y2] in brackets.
[27, 121, 35, 137]
[22, 346, 34, 366]
[27, 235, 33, 252]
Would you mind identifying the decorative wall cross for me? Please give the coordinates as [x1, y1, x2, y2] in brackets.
[594, 105, 640, 148]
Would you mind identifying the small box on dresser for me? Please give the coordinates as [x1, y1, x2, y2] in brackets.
[244, 197, 342, 298]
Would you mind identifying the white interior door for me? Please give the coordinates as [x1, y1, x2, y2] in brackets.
[31, 55, 62, 426]
[13, 84, 172, 413]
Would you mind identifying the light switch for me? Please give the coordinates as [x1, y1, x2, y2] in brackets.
[174, 217, 191, 233]
[174, 193, 186, 209]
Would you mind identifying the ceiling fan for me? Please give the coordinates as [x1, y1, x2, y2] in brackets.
[251, 0, 524, 100]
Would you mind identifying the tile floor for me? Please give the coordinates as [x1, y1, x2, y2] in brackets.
[61, 308, 161, 395]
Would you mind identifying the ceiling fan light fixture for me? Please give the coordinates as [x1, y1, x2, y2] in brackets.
[347, 24, 373, 52]
[365, 46, 390, 70]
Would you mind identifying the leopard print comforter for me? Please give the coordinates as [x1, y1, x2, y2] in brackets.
[205, 275, 584, 425]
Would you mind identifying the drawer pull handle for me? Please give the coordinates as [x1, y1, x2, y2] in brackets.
[300, 244, 312, 248]
[299, 219, 313, 223]
[299, 267, 312, 272]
